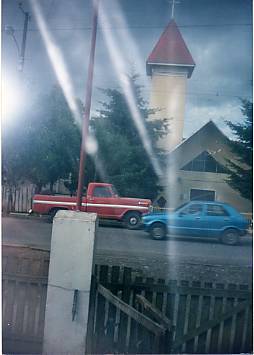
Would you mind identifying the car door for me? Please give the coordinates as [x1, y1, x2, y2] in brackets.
[202, 204, 231, 237]
[168, 203, 204, 236]
[86, 186, 115, 218]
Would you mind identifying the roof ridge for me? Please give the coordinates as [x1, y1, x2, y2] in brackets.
[167, 120, 230, 155]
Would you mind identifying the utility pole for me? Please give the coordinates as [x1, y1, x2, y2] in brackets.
[18, 2, 30, 73]
[76, 0, 99, 210]
[5, 2, 30, 74]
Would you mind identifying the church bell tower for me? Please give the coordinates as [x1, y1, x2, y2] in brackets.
[146, 18, 195, 151]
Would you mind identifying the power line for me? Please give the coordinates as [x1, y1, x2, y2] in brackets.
[94, 86, 252, 99]
[2, 22, 252, 32]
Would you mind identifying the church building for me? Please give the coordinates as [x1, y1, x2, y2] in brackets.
[146, 18, 252, 213]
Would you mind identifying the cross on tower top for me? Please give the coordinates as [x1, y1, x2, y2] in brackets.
[169, 0, 180, 19]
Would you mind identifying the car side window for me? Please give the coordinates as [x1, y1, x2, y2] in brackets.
[181, 204, 203, 215]
[206, 204, 229, 217]
[93, 186, 112, 197]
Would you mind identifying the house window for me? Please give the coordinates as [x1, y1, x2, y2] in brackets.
[181, 151, 228, 173]
[190, 189, 215, 201]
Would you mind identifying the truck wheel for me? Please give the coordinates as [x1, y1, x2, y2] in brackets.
[49, 208, 60, 222]
[124, 212, 141, 229]
[150, 223, 167, 240]
[221, 229, 239, 245]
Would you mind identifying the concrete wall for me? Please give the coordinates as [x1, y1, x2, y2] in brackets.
[43, 210, 97, 354]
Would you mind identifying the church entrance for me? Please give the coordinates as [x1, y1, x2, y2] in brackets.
[190, 188, 215, 201]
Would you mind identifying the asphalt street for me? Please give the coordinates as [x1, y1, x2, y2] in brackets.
[2, 216, 252, 267]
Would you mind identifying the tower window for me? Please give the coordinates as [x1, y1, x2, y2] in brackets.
[181, 151, 228, 173]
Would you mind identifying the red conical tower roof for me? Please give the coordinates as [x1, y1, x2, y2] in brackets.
[146, 20, 195, 78]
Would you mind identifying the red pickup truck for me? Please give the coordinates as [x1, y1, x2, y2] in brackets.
[31, 182, 152, 229]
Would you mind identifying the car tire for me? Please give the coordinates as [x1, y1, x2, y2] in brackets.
[150, 223, 167, 240]
[124, 211, 141, 229]
[221, 229, 239, 246]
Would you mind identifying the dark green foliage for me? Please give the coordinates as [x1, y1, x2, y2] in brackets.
[226, 99, 253, 201]
[2, 86, 82, 193]
[91, 74, 169, 200]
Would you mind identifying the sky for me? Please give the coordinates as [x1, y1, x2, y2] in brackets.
[2, 0, 253, 138]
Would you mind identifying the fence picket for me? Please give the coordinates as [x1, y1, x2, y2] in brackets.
[95, 265, 109, 352]
[118, 267, 132, 352]
[108, 266, 120, 351]
[229, 297, 238, 353]
[245, 304, 253, 351]
[221, 294, 235, 353]
[186, 290, 199, 353]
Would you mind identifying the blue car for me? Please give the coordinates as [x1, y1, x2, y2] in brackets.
[142, 201, 250, 245]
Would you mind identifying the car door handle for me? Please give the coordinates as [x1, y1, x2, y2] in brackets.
[195, 217, 201, 219]
[224, 218, 230, 221]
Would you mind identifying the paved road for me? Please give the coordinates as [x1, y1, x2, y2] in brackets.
[2, 216, 252, 267]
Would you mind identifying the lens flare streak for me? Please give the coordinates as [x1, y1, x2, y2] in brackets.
[99, 3, 163, 177]
[30, 0, 82, 127]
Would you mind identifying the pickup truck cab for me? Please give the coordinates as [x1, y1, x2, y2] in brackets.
[31, 182, 152, 229]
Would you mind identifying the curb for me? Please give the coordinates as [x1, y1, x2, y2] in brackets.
[5, 213, 124, 227]
[8, 212, 51, 222]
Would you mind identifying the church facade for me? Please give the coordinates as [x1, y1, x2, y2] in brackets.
[157, 121, 252, 213]
[146, 19, 252, 213]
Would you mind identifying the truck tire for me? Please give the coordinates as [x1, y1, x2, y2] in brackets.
[49, 208, 66, 222]
[221, 228, 239, 245]
[149, 223, 167, 240]
[124, 211, 141, 229]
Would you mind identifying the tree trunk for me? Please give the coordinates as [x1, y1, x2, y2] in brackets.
[7, 186, 13, 213]
[50, 182, 54, 194]
[35, 183, 42, 194]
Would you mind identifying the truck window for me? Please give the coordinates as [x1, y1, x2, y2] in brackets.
[93, 186, 113, 197]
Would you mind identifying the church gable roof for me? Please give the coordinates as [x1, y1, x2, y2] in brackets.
[146, 20, 195, 77]
[167, 120, 235, 169]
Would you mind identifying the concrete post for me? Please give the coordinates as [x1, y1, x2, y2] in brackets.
[43, 210, 97, 354]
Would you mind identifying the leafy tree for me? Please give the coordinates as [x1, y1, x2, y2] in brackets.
[2, 86, 82, 194]
[91, 74, 169, 200]
[226, 99, 253, 200]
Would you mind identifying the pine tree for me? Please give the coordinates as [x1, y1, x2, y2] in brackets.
[91, 74, 169, 200]
[226, 99, 253, 200]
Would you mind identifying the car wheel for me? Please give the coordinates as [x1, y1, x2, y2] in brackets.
[124, 212, 141, 229]
[221, 229, 239, 245]
[150, 223, 167, 240]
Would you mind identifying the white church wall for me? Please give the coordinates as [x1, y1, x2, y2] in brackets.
[163, 170, 252, 213]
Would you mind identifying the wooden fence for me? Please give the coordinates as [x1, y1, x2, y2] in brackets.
[2, 245, 49, 354]
[2, 245, 253, 354]
[88, 264, 252, 354]
[2, 184, 36, 213]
